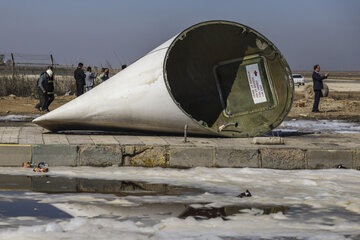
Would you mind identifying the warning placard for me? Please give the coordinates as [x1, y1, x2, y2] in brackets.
[246, 64, 267, 104]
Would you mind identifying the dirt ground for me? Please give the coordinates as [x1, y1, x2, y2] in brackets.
[288, 90, 360, 122]
[286, 78, 360, 122]
[0, 95, 76, 116]
[1, 78, 360, 122]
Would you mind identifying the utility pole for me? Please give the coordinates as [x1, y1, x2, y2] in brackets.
[50, 54, 54, 68]
[11, 53, 15, 78]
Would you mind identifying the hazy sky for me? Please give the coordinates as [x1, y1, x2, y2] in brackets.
[1, 0, 359, 71]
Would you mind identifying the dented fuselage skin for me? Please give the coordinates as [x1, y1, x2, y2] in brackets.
[33, 21, 293, 137]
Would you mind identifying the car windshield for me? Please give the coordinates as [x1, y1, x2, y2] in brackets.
[292, 74, 302, 78]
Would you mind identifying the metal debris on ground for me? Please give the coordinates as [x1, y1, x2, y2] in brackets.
[336, 164, 347, 169]
[23, 162, 50, 172]
[252, 137, 285, 145]
[237, 189, 252, 198]
[22, 161, 36, 168]
[37, 162, 48, 168]
[295, 102, 306, 107]
[33, 167, 49, 172]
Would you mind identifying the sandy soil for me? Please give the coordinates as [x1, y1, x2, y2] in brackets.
[0, 79, 359, 122]
[0, 95, 76, 116]
[288, 79, 360, 122]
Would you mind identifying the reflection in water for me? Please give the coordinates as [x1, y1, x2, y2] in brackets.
[0, 174, 291, 221]
[0, 174, 202, 196]
[0, 174, 204, 221]
[179, 204, 289, 220]
[0, 174, 290, 222]
[0, 167, 359, 239]
[0, 197, 72, 219]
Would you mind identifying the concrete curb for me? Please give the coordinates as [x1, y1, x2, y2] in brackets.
[32, 145, 78, 166]
[2, 144, 358, 170]
[0, 144, 31, 166]
[79, 145, 122, 167]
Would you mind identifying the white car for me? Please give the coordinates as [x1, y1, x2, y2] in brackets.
[292, 74, 305, 86]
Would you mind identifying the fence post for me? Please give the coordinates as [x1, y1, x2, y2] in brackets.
[11, 53, 15, 78]
[50, 54, 54, 68]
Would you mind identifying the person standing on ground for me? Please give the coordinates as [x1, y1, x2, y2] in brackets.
[312, 64, 329, 112]
[85, 66, 97, 92]
[43, 66, 55, 111]
[100, 68, 109, 83]
[74, 63, 86, 96]
[95, 68, 105, 86]
[35, 69, 53, 112]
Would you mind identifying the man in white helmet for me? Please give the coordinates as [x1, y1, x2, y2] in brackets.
[43, 66, 55, 111]
[35, 68, 53, 112]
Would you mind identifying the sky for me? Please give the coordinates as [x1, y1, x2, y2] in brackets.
[1, 0, 359, 71]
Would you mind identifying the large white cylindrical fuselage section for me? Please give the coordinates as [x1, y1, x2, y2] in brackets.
[33, 21, 293, 137]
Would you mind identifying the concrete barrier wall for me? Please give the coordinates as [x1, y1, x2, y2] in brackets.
[0, 144, 31, 166]
[1, 144, 358, 170]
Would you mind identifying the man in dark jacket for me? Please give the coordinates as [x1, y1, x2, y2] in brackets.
[312, 64, 329, 112]
[74, 62, 86, 97]
[43, 66, 55, 111]
[35, 69, 53, 112]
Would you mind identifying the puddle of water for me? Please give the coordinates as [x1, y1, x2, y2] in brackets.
[0, 114, 40, 122]
[0, 174, 290, 222]
[0, 167, 359, 239]
[178, 204, 289, 220]
[0, 195, 72, 219]
[0, 174, 202, 196]
[277, 119, 360, 134]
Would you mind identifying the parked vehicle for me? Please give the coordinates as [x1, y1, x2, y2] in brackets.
[292, 74, 305, 86]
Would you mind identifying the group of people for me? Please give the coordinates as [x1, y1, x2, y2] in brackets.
[74, 62, 110, 97]
[34, 63, 111, 112]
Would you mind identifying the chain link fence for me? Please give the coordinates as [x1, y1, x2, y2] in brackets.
[0, 53, 120, 97]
